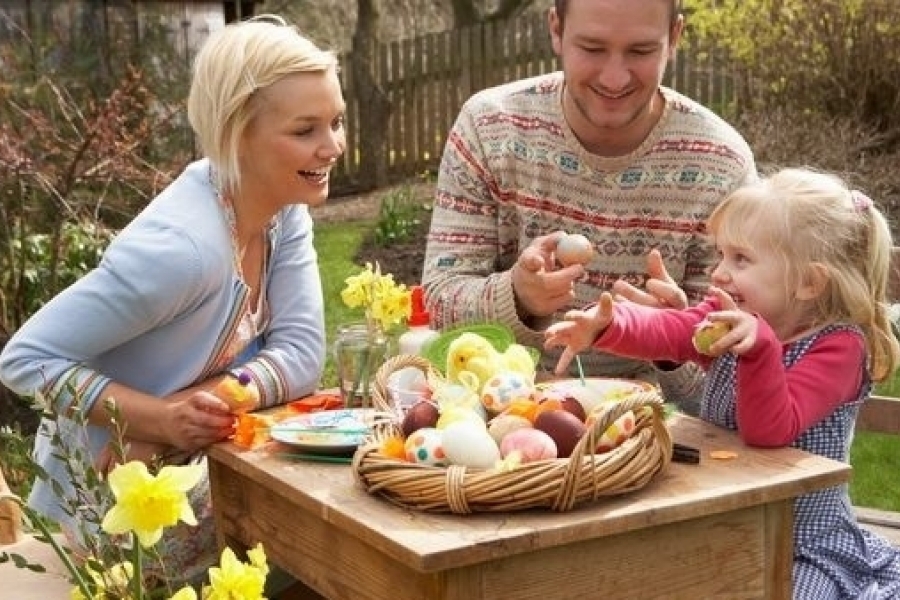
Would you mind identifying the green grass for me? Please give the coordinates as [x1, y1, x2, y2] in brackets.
[313, 219, 374, 387]
[850, 430, 900, 511]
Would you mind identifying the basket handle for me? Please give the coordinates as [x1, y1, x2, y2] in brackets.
[370, 354, 437, 413]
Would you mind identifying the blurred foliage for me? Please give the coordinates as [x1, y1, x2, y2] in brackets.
[685, 0, 900, 136]
[373, 182, 433, 247]
[0, 4, 191, 335]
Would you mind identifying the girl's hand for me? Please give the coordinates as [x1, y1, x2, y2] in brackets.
[702, 287, 758, 356]
[544, 291, 615, 374]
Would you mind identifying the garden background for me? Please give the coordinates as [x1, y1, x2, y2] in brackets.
[0, 0, 898, 511]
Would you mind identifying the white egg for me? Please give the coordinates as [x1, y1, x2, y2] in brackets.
[441, 421, 501, 469]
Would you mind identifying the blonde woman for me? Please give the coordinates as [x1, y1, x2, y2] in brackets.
[0, 15, 345, 587]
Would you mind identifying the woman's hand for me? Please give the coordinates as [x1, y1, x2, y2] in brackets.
[161, 390, 235, 453]
[612, 248, 687, 309]
[544, 291, 616, 374]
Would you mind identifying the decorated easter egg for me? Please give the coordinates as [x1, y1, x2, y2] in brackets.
[441, 421, 501, 469]
[500, 428, 558, 463]
[481, 371, 535, 415]
[404, 427, 447, 466]
[692, 320, 731, 355]
[487, 413, 533, 445]
[587, 409, 637, 453]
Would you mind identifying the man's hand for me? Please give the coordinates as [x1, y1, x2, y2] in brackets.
[612, 248, 687, 309]
[545, 291, 615, 374]
[511, 232, 585, 318]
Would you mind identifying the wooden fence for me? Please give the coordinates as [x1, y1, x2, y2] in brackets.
[331, 10, 737, 194]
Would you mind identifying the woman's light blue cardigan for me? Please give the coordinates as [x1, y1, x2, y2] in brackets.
[0, 159, 326, 526]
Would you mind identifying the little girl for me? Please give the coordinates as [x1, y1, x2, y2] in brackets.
[545, 168, 900, 599]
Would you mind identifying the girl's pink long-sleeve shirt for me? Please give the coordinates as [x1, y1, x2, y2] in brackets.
[593, 300, 866, 447]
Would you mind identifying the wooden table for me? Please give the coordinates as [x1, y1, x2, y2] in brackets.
[208, 413, 850, 600]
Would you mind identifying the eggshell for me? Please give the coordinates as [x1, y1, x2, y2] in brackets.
[441, 421, 501, 468]
[404, 427, 447, 466]
[481, 371, 535, 415]
[401, 400, 440, 437]
[500, 428, 558, 462]
[487, 414, 533, 445]
[556, 233, 594, 267]
[534, 409, 587, 458]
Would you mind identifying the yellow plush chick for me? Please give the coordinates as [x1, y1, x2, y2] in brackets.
[446, 333, 503, 392]
[446, 332, 536, 394]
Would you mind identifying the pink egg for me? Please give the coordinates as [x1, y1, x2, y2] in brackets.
[500, 428, 558, 463]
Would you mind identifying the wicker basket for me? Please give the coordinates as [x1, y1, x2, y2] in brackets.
[351, 354, 674, 514]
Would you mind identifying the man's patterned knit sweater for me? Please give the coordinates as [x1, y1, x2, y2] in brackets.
[422, 71, 756, 409]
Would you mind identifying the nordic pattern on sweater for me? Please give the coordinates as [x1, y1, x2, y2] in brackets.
[423, 71, 757, 398]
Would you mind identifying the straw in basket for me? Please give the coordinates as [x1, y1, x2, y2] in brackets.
[351, 354, 674, 514]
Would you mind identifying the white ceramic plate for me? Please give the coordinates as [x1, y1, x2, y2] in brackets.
[270, 409, 376, 456]
[537, 378, 656, 415]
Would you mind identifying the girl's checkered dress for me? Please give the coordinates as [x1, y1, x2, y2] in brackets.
[703, 324, 900, 599]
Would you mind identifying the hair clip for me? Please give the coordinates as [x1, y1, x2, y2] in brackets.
[851, 190, 873, 212]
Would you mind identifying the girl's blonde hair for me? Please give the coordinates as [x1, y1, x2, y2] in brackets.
[708, 167, 900, 382]
[187, 15, 338, 196]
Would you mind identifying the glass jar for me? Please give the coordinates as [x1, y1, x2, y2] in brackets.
[333, 321, 390, 409]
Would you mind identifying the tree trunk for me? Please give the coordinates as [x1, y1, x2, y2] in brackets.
[351, 0, 392, 190]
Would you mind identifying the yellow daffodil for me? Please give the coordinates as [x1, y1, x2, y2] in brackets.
[204, 545, 268, 600]
[101, 461, 203, 548]
[341, 262, 412, 330]
[168, 587, 198, 600]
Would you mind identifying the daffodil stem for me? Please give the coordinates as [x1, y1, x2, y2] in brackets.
[0, 493, 92, 597]
[132, 533, 143, 600]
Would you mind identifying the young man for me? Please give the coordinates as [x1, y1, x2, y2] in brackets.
[422, 0, 757, 412]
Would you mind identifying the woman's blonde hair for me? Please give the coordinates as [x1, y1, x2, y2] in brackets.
[187, 14, 338, 196]
[708, 167, 900, 382]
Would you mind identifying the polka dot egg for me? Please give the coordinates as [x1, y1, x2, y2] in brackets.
[404, 427, 447, 466]
[481, 371, 535, 415]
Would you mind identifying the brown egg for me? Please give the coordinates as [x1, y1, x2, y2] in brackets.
[534, 409, 587, 458]
[556, 233, 595, 267]
[559, 396, 587, 422]
[401, 400, 440, 437]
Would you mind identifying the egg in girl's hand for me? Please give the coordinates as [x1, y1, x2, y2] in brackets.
[405, 427, 447, 466]
[441, 421, 501, 468]
[555, 233, 595, 267]
[500, 428, 558, 463]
